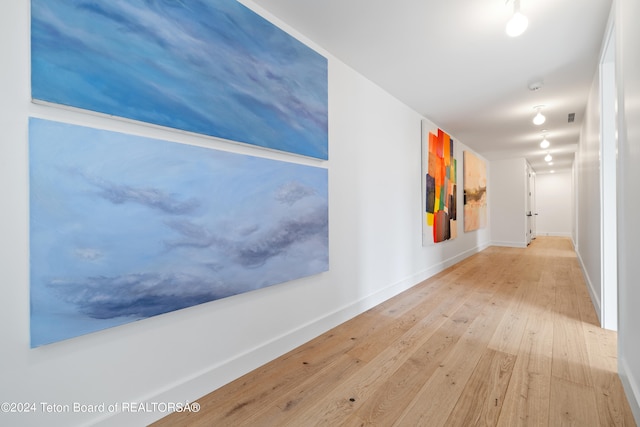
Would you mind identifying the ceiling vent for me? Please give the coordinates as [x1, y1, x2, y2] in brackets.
[568, 112, 576, 123]
[528, 81, 543, 91]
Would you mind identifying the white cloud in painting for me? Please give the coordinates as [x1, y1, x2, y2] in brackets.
[74, 248, 104, 261]
[87, 174, 200, 215]
[275, 181, 317, 205]
[47, 181, 327, 320]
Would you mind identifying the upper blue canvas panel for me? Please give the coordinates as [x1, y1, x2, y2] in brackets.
[31, 0, 329, 160]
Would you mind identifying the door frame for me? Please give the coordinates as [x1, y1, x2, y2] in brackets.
[599, 16, 618, 331]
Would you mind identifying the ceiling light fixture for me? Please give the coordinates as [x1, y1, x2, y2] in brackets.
[506, 0, 528, 37]
[533, 105, 546, 125]
[540, 133, 550, 149]
[544, 153, 552, 162]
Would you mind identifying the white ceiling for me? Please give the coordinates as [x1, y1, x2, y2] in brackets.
[250, 0, 612, 173]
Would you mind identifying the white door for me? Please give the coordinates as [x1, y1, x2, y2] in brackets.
[530, 170, 537, 240]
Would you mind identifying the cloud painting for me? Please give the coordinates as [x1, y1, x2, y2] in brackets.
[31, 0, 328, 159]
[29, 118, 329, 347]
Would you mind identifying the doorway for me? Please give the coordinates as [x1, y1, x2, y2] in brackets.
[526, 163, 536, 245]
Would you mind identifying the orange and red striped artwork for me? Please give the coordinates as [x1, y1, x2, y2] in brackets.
[422, 121, 457, 245]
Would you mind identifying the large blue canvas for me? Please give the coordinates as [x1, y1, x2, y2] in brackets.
[31, 0, 328, 160]
[29, 118, 329, 347]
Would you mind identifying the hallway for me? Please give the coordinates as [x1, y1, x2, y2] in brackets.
[153, 237, 636, 426]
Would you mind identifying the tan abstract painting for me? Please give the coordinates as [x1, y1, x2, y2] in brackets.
[463, 151, 487, 232]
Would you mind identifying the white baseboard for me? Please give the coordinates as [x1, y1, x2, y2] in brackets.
[575, 249, 602, 325]
[491, 240, 528, 248]
[94, 242, 490, 426]
[619, 355, 640, 425]
[535, 231, 572, 237]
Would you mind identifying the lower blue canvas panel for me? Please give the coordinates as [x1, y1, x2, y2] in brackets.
[29, 118, 329, 347]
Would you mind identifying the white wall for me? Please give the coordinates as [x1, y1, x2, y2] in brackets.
[0, 2, 490, 426]
[573, 1, 640, 419]
[616, 0, 640, 421]
[535, 172, 573, 237]
[572, 159, 578, 244]
[575, 73, 602, 318]
[489, 158, 528, 247]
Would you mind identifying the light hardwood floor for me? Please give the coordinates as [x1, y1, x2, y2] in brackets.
[152, 237, 636, 426]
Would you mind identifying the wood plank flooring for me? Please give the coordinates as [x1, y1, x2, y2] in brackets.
[152, 237, 636, 426]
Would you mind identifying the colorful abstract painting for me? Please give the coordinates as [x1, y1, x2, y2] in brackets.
[31, 0, 328, 160]
[29, 118, 329, 347]
[463, 151, 487, 232]
[421, 121, 457, 245]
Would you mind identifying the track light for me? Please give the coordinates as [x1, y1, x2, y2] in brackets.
[506, 0, 528, 37]
[533, 105, 546, 125]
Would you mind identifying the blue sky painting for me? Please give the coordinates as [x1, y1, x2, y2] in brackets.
[31, 0, 328, 160]
[29, 118, 329, 347]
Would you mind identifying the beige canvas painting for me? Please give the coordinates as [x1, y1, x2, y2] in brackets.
[463, 151, 487, 232]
